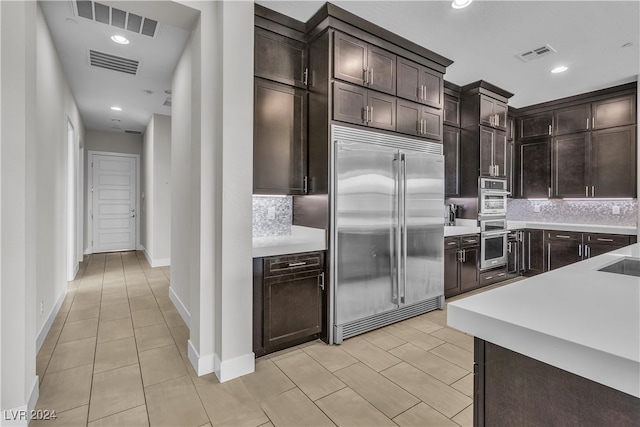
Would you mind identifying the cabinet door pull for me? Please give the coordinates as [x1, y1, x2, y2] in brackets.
[288, 261, 307, 267]
[447, 241, 457, 246]
[369, 106, 374, 123]
[592, 117, 595, 129]
[318, 272, 325, 291]
[587, 245, 591, 258]
[547, 243, 551, 271]
[555, 235, 571, 239]
[363, 68, 369, 84]
[370, 68, 374, 86]
[495, 165, 499, 176]
[585, 186, 588, 197]
[578, 244, 582, 257]
[597, 238, 614, 242]
[591, 186, 595, 197]
[457, 250, 463, 262]
[303, 68, 309, 86]
[548, 187, 551, 198]
[497, 272, 506, 277]
[484, 275, 493, 280]
[495, 114, 500, 127]
[586, 117, 589, 130]
[303, 176, 309, 193]
[508, 242, 512, 253]
[422, 119, 426, 135]
[462, 249, 466, 262]
[417, 120, 422, 134]
[548, 124, 552, 135]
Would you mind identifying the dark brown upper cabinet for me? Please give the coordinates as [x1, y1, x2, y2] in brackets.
[592, 94, 636, 130]
[479, 126, 507, 178]
[519, 138, 550, 199]
[552, 133, 589, 198]
[443, 125, 460, 197]
[396, 99, 442, 141]
[333, 31, 396, 95]
[397, 57, 443, 108]
[554, 104, 590, 135]
[444, 93, 460, 126]
[254, 78, 307, 195]
[590, 125, 636, 198]
[333, 81, 396, 131]
[255, 28, 307, 88]
[479, 95, 508, 131]
[519, 112, 553, 139]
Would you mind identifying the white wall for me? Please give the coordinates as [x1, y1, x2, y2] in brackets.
[142, 114, 171, 267]
[83, 131, 142, 253]
[171, 0, 254, 382]
[2, 2, 85, 421]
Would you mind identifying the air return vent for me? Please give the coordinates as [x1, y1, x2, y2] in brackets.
[125, 130, 142, 134]
[89, 50, 139, 75]
[75, 1, 159, 38]
[516, 44, 557, 62]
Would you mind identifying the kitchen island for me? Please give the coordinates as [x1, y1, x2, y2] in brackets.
[448, 243, 640, 425]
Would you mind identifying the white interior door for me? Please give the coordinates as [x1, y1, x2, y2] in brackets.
[91, 154, 137, 253]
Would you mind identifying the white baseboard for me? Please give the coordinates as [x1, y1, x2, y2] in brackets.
[168, 287, 190, 326]
[142, 248, 170, 268]
[217, 352, 255, 383]
[84, 247, 91, 255]
[188, 339, 216, 376]
[36, 289, 67, 353]
[1, 378, 39, 427]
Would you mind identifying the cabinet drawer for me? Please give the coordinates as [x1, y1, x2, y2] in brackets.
[460, 234, 480, 247]
[445, 236, 459, 249]
[545, 230, 582, 242]
[584, 233, 630, 246]
[264, 252, 323, 277]
[479, 269, 507, 286]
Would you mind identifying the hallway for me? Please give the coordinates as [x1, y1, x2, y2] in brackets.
[32, 251, 489, 427]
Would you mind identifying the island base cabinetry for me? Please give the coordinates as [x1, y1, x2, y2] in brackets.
[474, 338, 640, 427]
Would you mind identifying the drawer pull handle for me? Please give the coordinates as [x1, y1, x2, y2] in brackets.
[447, 241, 457, 245]
[497, 273, 505, 277]
[555, 235, 571, 239]
[465, 239, 477, 243]
[288, 261, 307, 267]
[597, 238, 614, 242]
[484, 275, 493, 280]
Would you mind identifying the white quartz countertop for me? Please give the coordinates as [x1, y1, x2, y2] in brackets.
[444, 226, 480, 237]
[507, 220, 637, 235]
[447, 243, 640, 397]
[253, 226, 327, 258]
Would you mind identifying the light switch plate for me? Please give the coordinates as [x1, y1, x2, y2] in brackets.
[534, 205, 541, 213]
[267, 207, 276, 220]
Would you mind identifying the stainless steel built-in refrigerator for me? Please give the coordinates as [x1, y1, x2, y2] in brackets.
[331, 125, 444, 343]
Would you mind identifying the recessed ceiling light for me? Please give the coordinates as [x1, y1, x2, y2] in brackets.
[451, 0, 472, 9]
[550, 66, 568, 74]
[110, 106, 122, 111]
[110, 35, 129, 45]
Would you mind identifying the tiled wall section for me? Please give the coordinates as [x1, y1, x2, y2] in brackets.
[253, 196, 292, 237]
[507, 199, 638, 226]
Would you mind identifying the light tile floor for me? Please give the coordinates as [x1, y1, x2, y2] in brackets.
[32, 251, 520, 427]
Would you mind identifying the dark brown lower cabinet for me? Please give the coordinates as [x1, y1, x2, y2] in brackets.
[585, 233, 634, 258]
[444, 236, 479, 298]
[523, 229, 545, 276]
[474, 338, 640, 427]
[545, 230, 583, 271]
[254, 252, 325, 356]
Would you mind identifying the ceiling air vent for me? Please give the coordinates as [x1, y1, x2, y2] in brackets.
[125, 130, 142, 134]
[74, 1, 159, 38]
[89, 50, 139, 75]
[516, 44, 557, 63]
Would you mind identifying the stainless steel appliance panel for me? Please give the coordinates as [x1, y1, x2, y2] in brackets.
[480, 229, 509, 270]
[335, 140, 400, 325]
[402, 152, 444, 304]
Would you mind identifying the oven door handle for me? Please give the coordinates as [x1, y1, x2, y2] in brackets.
[481, 189, 511, 196]
[482, 230, 510, 237]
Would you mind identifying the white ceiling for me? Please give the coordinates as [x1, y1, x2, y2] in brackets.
[40, 1, 195, 133]
[40, 1, 639, 135]
[257, 0, 639, 107]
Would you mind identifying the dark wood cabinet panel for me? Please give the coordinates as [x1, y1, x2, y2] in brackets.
[506, 116, 515, 141]
[524, 229, 544, 276]
[479, 127, 507, 178]
[519, 113, 552, 139]
[506, 141, 514, 195]
[519, 139, 550, 199]
[259, 252, 325, 355]
[443, 126, 461, 196]
[444, 236, 480, 298]
[584, 233, 631, 258]
[333, 32, 367, 86]
[459, 247, 479, 292]
[480, 95, 507, 131]
[592, 94, 636, 130]
[368, 91, 396, 131]
[554, 103, 590, 135]
[590, 125, 637, 198]
[493, 131, 507, 178]
[444, 94, 460, 126]
[367, 44, 396, 95]
[421, 105, 443, 141]
[552, 133, 589, 198]
[444, 248, 459, 294]
[255, 28, 307, 88]
[397, 99, 422, 136]
[333, 81, 367, 126]
[545, 230, 583, 272]
[397, 57, 443, 108]
[254, 78, 307, 195]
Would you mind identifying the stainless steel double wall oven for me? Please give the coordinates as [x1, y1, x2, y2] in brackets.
[478, 178, 509, 270]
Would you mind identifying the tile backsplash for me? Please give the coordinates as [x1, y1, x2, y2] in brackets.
[253, 196, 292, 237]
[507, 199, 638, 226]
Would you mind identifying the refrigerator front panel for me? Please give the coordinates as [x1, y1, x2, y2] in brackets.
[401, 152, 445, 305]
[335, 140, 400, 325]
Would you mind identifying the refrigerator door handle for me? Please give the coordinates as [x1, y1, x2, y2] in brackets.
[391, 154, 400, 305]
[400, 153, 407, 304]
